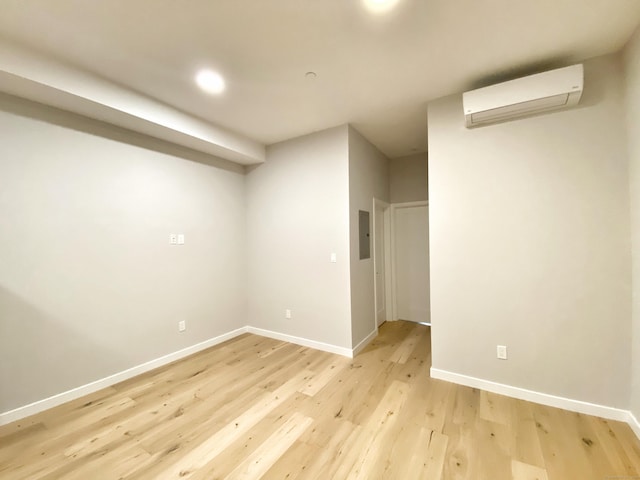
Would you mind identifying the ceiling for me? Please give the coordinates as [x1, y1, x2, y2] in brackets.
[1, 0, 640, 159]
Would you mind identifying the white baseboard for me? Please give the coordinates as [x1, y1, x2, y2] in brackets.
[246, 326, 353, 358]
[352, 329, 378, 357]
[0, 327, 248, 427]
[13, 327, 636, 440]
[628, 411, 640, 440]
[0, 325, 353, 426]
[430, 367, 630, 423]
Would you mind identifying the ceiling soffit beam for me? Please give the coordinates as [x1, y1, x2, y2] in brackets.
[0, 41, 265, 166]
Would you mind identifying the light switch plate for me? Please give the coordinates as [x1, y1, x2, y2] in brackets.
[497, 345, 507, 360]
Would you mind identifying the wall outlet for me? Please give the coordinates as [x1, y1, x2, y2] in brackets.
[497, 345, 507, 360]
[285, 309, 292, 319]
[330, 252, 337, 263]
[169, 234, 178, 245]
[177, 234, 185, 245]
[178, 320, 186, 332]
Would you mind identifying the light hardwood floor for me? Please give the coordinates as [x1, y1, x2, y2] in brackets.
[1, 321, 640, 479]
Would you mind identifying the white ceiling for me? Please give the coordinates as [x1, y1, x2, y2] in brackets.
[1, 0, 640, 159]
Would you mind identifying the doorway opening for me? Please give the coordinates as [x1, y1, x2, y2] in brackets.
[390, 201, 430, 325]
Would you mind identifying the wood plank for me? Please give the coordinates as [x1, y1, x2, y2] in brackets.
[222, 412, 313, 479]
[388, 324, 423, 364]
[152, 369, 311, 480]
[297, 358, 348, 397]
[511, 399, 546, 469]
[479, 390, 513, 427]
[344, 379, 410, 479]
[511, 459, 549, 480]
[591, 417, 640, 475]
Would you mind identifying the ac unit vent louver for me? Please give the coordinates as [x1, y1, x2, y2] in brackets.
[463, 64, 583, 128]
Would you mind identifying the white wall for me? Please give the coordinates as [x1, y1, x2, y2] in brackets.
[246, 126, 353, 349]
[625, 27, 640, 422]
[427, 54, 632, 409]
[348, 127, 390, 347]
[0, 94, 247, 413]
[389, 153, 428, 203]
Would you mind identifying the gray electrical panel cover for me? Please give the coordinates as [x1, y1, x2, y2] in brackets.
[359, 210, 370, 260]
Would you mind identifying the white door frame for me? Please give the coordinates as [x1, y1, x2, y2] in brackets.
[373, 198, 392, 331]
[390, 200, 429, 322]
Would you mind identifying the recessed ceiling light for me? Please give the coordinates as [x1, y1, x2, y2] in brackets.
[195, 69, 225, 94]
[363, 0, 399, 14]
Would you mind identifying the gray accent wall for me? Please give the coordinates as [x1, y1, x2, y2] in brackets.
[427, 54, 632, 409]
[0, 94, 247, 413]
[246, 126, 353, 349]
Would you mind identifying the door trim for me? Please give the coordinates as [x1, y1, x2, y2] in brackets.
[373, 198, 391, 331]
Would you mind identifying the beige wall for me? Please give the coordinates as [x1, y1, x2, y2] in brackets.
[0, 94, 247, 413]
[427, 54, 632, 408]
[348, 126, 390, 347]
[625, 27, 640, 421]
[389, 153, 428, 203]
[246, 126, 353, 349]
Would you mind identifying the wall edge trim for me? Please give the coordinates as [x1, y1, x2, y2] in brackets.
[628, 410, 640, 440]
[352, 328, 378, 357]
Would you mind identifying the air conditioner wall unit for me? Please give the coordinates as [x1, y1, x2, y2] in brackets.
[462, 64, 584, 128]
